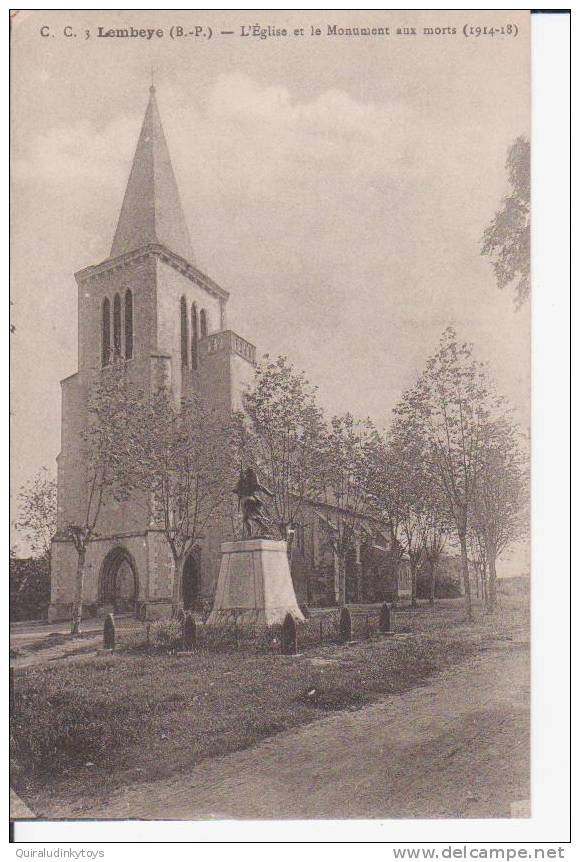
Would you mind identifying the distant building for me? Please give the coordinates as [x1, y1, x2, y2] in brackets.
[49, 87, 408, 621]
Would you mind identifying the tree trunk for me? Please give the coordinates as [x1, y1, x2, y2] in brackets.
[337, 557, 347, 607]
[410, 561, 418, 608]
[70, 547, 87, 636]
[487, 551, 498, 613]
[172, 555, 185, 614]
[429, 559, 437, 606]
[481, 560, 488, 608]
[458, 531, 473, 621]
[475, 563, 480, 598]
[390, 555, 401, 604]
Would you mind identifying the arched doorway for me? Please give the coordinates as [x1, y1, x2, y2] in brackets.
[100, 547, 139, 614]
[182, 547, 201, 611]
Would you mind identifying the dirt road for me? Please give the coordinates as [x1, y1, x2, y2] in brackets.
[56, 642, 528, 821]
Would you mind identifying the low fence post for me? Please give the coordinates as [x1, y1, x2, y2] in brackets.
[183, 613, 196, 651]
[281, 612, 297, 655]
[103, 613, 116, 651]
[380, 602, 393, 635]
[339, 607, 352, 643]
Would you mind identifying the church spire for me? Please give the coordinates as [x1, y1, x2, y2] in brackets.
[110, 85, 194, 262]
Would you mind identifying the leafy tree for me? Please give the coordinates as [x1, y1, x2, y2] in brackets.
[380, 411, 451, 608]
[482, 135, 530, 309]
[394, 328, 493, 620]
[240, 356, 326, 541]
[68, 366, 136, 635]
[473, 414, 528, 611]
[15, 467, 57, 559]
[421, 488, 450, 606]
[369, 436, 407, 593]
[128, 389, 235, 612]
[386, 420, 432, 608]
[318, 414, 381, 606]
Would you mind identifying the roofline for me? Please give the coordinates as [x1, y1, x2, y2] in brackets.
[74, 243, 229, 302]
[299, 495, 391, 528]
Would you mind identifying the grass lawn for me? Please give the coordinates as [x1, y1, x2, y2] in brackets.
[11, 592, 528, 816]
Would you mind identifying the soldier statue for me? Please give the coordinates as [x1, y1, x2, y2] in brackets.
[233, 467, 275, 539]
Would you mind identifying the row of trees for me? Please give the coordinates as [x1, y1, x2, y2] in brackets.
[16, 328, 528, 631]
[241, 330, 528, 620]
[385, 328, 528, 619]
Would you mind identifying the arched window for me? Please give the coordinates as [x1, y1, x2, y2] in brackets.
[180, 296, 189, 368]
[200, 308, 208, 338]
[113, 294, 122, 357]
[102, 298, 111, 367]
[124, 290, 133, 360]
[191, 303, 198, 370]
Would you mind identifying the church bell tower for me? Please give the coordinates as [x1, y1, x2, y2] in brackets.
[49, 85, 256, 622]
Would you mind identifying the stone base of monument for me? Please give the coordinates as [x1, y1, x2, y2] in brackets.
[206, 539, 305, 628]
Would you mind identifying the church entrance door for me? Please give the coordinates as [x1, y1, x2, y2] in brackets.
[182, 548, 201, 611]
[100, 547, 139, 615]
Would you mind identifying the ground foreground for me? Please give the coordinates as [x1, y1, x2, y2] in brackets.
[11, 594, 529, 820]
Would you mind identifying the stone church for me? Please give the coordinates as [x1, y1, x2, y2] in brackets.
[49, 87, 409, 622]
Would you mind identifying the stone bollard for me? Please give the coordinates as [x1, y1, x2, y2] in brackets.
[339, 607, 352, 643]
[103, 613, 116, 651]
[281, 612, 297, 655]
[183, 613, 196, 651]
[380, 602, 394, 635]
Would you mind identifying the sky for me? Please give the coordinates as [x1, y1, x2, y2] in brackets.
[10, 11, 531, 572]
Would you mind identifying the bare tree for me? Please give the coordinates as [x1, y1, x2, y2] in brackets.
[319, 414, 381, 606]
[240, 355, 325, 541]
[482, 135, 530, 309]
[15, 467, 57, 559]
[385, 420, 431, 608]
[129, 389, 236, 613]
[68, 366, 136, 635]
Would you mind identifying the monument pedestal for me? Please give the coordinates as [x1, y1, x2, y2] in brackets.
[207, 539, 305, 627]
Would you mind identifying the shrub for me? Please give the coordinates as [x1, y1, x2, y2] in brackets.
[148, 620, 182, 652]
[416, 571, 462, 599]
[10, 556, 50, 621]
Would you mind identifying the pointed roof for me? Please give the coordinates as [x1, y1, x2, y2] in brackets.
[110, 86, 194, 262]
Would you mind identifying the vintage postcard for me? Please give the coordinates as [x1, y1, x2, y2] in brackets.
[10, 9, 534, 828]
